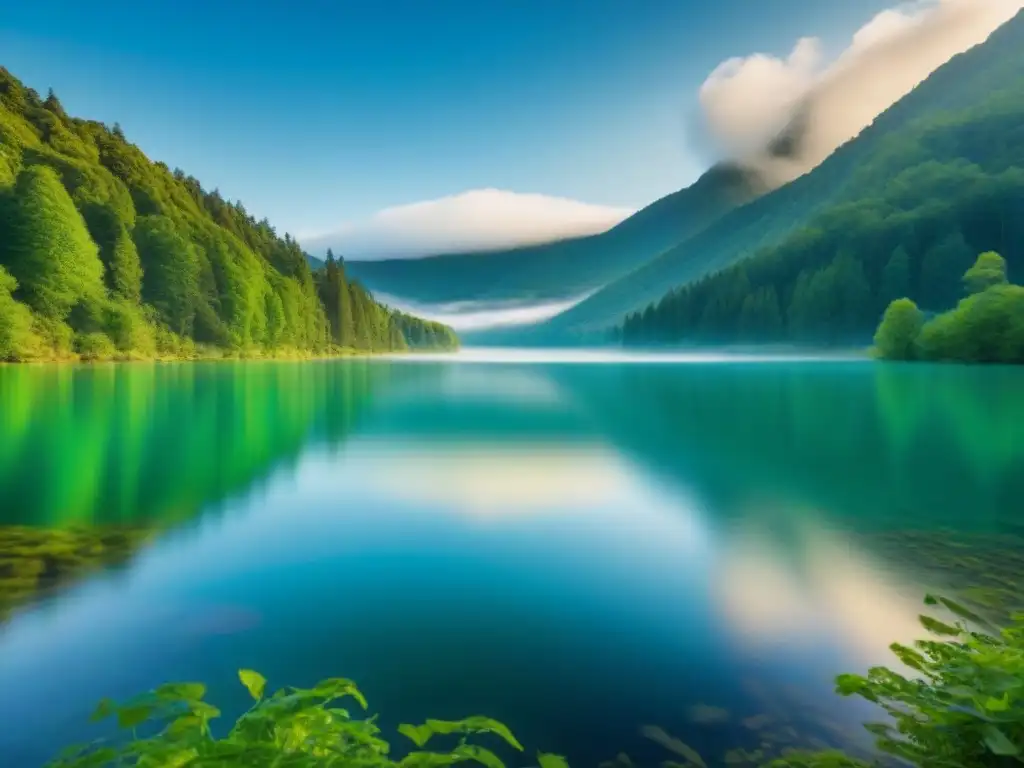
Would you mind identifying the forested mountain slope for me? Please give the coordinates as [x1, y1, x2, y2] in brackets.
[344, 162, 766, 306]
[0, 67, 456, 361]
[539, 8, 1024, 342]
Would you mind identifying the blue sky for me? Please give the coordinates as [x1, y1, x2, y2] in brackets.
[3, 0, 898, 253]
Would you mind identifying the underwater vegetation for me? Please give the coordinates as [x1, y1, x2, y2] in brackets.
[0, 524, 153, 621]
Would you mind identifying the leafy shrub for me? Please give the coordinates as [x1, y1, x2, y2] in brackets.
[49, 670, 568, 768]
[75, 331, 117, 361]
[875, 250, 1024, 364]
[768, 596, 1024, 767]
[51, 596, 1024, 767]
[0, 265, 41, 360]
[873, 298, 924, 361]
[103, 299, 156, 356]
[963, 251, 1008, 295]
[917, 284, 1024, 363]
[32, 315, 75, 358]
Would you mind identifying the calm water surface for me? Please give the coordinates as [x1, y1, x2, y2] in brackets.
[1, 351, 1023, 766]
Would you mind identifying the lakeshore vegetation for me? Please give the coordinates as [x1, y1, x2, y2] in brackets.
[874, 251, 1024, 364]
[46, 596, 1024, 767]
[0, 68, 457, 363]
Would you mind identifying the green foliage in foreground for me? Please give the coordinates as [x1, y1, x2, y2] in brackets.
[49, 670, 568, 768]
[875, 251, 1024, 363]
[771, 595, 1024, 768]
[0, 68, 457, 362]
[50, 597, 1024, 767]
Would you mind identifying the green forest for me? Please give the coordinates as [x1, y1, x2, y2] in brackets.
[0, 68, 457, 362]
[610, 12, 1024, 351]
[618, 104, 1024, 349]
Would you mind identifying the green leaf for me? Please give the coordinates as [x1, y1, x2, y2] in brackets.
[454, 744, 506, 768]
[919, 615, 961, 637]
[117, 703, 154, 729]
[238, 669, 266, 701]
[984, 694, 1011, 712]
[399, 752, 459, 768]
[835, 674, 868, 696]
[155, 682, 206, 701]
[399, 723, 435, 748]
[889, 643, 926, 671]
[400, 718, 523, 752]
[193, 701, 221, 718]
[89, 697, 116, 722]
[640, 726, 707, 768]
[538, 752, 570, 768]
[310, 677, 368, 709]
[449, 717, 523, 751]
[937, 596, 992, 629]
[48, 746, 120, 768]
[167, 714, 204, 736]
[982, 724, 1020, 755]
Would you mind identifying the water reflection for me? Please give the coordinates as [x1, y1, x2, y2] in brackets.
[365, 444, 637, 515]
[713, 509, 926, 664]
[0, 360, 399, 527]
[0, 356, 1022, 766]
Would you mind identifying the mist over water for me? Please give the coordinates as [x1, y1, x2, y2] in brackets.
[386, 346, 869, 364]
[374, 297, 596, 331]
[0, 355, 1021, 766]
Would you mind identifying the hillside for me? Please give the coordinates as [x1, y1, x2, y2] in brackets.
[343, 162, 766, 306]
[0, 68, 456, 362]
[533, 8, 1024, 343]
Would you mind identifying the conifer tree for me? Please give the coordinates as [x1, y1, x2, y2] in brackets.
[4, 165, 106, 320]
[134, 215, 200, 336]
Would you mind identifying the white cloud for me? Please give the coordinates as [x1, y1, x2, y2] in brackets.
[699, 0, 1024, 184]
[300, 189, 635, 260]
[699, 36, 822, 159]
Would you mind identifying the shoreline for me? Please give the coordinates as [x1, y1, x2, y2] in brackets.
[0, 346, 460, 367]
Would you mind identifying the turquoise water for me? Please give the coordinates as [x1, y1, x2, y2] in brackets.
[1, 352, 1023, 766]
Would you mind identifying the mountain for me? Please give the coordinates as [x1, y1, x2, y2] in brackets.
[0, 67, 456, 362]
[342, 162, 767, 307]
[531, 8, 1024, 343]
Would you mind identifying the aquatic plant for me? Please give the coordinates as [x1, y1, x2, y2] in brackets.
[768, 595, 1024, 767]
[48, 669, 569, 768]
[47, 595, 1024, 767]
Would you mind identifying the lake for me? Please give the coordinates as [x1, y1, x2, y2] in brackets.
[1, 351, 1023, 767]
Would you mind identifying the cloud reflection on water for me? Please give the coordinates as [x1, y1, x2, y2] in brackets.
[714, 505, 930, 667]
[362, 444, 630, 517]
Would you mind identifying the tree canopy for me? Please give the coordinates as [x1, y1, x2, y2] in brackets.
[874, 252, 1024, 364]
[0, 67, 457, 361]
